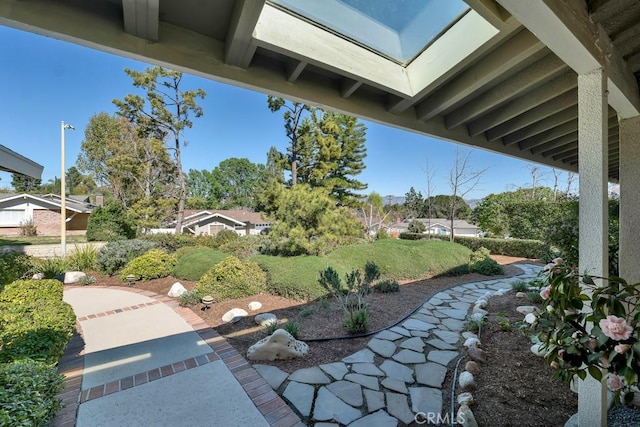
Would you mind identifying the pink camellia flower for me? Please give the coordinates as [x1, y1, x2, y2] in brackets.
[599, 315, 633, 341]
[553, 257, 563, 265]
[558, 349, 566, 359]
[599, 356, 611, 368]
[540, 286, 551, 300]
[607, 374, 624, 391]
[615, 344, 631, 354]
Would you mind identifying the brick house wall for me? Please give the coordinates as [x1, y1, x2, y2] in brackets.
[33, 210, 89, 236]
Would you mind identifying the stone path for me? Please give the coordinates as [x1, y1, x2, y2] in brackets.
[254, 264, 542, 426]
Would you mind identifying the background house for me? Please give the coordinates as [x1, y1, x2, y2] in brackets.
[167, 210, 271, 236]
[388, 218, 482, 238]
[0, 193, 95, 236]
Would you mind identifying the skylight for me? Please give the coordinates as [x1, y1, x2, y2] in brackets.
[269, 0, 470, 65]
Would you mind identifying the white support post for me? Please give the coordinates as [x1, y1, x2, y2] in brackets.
[619, 115, 640, 283]
[577, 68, 609, 427]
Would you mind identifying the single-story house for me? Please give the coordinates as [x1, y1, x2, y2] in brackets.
[171, 210, 271, 236]
[388, 218, 482, 238]
[0, 193, 95, 236]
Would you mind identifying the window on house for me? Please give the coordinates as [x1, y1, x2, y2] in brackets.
[0, 209, 26, 225]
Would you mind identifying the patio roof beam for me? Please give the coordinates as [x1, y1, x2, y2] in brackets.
[530, 132, 577, 155]
[224, 0, 265, 68]
[286, 60, 307, 83]
[122, 0, 158, 41]
[341, 79, 362, 99]
[502, 105, 577, 146]
[444, 53, 567, 129]
[516, 120, 577, 150]
[467, 71, 577, 137]
[497, 0, 640, 118]
[541, 142, 577, 158]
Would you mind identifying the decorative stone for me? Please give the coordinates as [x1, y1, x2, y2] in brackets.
[381, 377, 408, 394]
[248, 301, 262, 310]
[380, 360, 414, 383]
[393, 349, 426, 364]
[465, 361, 480, 374]
[62, 271, 87, 284]
[344, 373, 380, 391]
[254, 313, 277, 326]
[313, 387, 362, 425]
[283, 381, 314, 417]
[409, 387, 443, 418]
[516, 291, 527, 298]
[386, 392, 415, 424]
[530, 343, 546, 357]
[167, 282, 187, 297]
[458, 371, 475, 389]
[474, 299, 488, 308]
[327, 381, 363, 406]
[428, 350, 458, 366]
[493, 288, 509, 296]
[524, 312, 538, 324]
[367, 338, 397, 358]
[253, 364, 289, 390]
[32, 272, 44, 280]
[246, 329, 309, 361]
[467, 347, 488, 363]
[352, 363, 384, 376]
[458, 392, 474, 406]
[463, 337, 481, 348]
[364, 389, 385, 413]
[342, 349, 375, 364]
[410, 330, 430, 338]
[467, 312, 485, 322]
[415, 363, 447, 388]
[516, 305, 536, 315]
[222, 308, 248, 323]
[320, 362, 349, 381]
[288, 367, 330, 384]
[348, 410, 397, 427]
[472, 306, 488, 316]
[399, 337, 425, 352]
[450, 301, 471, 311]
[462, 332, 477, 340]
[457, 404, 478, 427]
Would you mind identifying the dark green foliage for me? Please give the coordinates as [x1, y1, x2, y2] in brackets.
[441, 264, 471, 277]
[211, 229, 239, 247]
[96, 239, 157, 275]
[66, 245, 99, 272]
[119, 249, 177, 281]
[373, 279, 400, 293]
[398, 232, 424, 241]
[194, 256, 266, 302]
[428, 235, 545, 259]
[470, 258, 504, 275]
[86, 202, 136, 241]
[344, 308, 369, 334]
[0, 280, 75, 364]
[0, 252, 32, 289]
[139, 233, 197, 252]
[219, 236, 263, 259]
[407, 220, 426, 234]
[282, 321, 300, 339]
[0, 359, 64, 426]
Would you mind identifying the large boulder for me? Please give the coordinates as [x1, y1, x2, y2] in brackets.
[61, 271, 87, 284]
[246, 329, 309, 361]
[222, 308, 248, 323]
[168, 282, 188, 298]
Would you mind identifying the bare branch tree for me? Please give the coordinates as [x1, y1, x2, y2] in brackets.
[421, 159, 437, 239]
[448, 147, 488, 242]
[551, 168, 562, 201]
[566, 171, 576, 196]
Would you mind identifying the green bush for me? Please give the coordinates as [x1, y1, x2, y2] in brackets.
[194, 256, 266, 302]
[30, 257, 70, 280]
[0, 279, 75, 364]
[0, 359, 64, 426]
[96, 239, 157, 275]
[173, 248, 228, 281]
[470, 258, 504, 276]
[511, 280, 529, 292]
[440, 264, 471, 277]
[344, 308, 369, 334]
[119, 249, 177, 281]
[86, 202, 135, 241]
[375, 229, 389, 240]
[178, 289, 202, 307]
[429, 235, 545, 258]
[0, 252, 32, 289]
[398, 232, 424, 241]
[219, 236, 263, 259]
[282, 321, 300, 339]
[139, 233, 197, 252]
[469, 247, 491, 264]
[407, 220, 426, 234]
[66, 245, 98, 272]
[373, 279, 400, 293]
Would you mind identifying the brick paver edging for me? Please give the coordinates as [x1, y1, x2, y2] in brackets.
[50, 285, 303, 427]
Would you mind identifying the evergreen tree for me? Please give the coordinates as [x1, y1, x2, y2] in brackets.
[11, 173, 41, 192]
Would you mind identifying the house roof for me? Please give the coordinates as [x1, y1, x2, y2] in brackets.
[0, 193, 95, 213]
[180, 210, 269, 228]
[395, 218, 479, 231]
[1, 1, 638, 180]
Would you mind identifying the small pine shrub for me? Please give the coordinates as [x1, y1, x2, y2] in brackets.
[344, 308, 369, 334]
[119, 249, 177, 281]
[66, 245, 98, 272]
[511, 280, 529, 292]
[374, 279, 400, 293]
[299, 307, 315, 318]
[441, 264, 471, 277]
[407, 220, 426, 234]
[194, 256, 267, 302]
[282, 321, 300, 339]
[0, 359, 65, 426]
[96, 239, 157, 275]
[470, 258, 504, 276]
[86, 202, 135, 241]
[0, 252, 32, 289]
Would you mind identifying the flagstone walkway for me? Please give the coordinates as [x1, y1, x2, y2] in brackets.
[254, 264, 542, 426]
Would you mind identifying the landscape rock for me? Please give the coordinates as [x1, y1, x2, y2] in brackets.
[457, 404, 478, 427]
[248, 301, 262, 310]
[254, 313, 277, 326]
[516, 291, 527, 298]
[458, 371, 476, 389]
[493, 288, 509, 296]
[327, 381, 363, 406]
[32, 272, 44, 280]
[344, 373, 380, 391]
[409, 387, 443, 417]
[415, 363, 447, 388]
[351, 363, 384, 376]
[474, 299, 488, 309]
[320, 362, 349, 381]
[393, 349, 426, 364]
[465, 361, 480, 374]
[467, 347, 487, 363]
[462, 332, 478, 340]
[246, 329, 309, 361]
[457, 392, 474, 406]
[516, 305, 536, 315]
[399, 337, 425, 352]
[367, 338, 397, 358]
[530, 343, 546, 357]
[468, 312, 485, 322]
[342, 349, 375, 364]
[380, 360, 414, 383]
[222, 308, 248, 323]
[167, 282, 187, 297]
[472, 306, 488, 316]
[463, 337, 481, 348]
[62, 271, 87, 284]
[381, 377, 408, 394]
[427, 350, 458, 366]
[524, 312, 538, 324]
[386, 392, 415, 424]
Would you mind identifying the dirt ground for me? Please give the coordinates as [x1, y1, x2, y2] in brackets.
[91, 255, 578, 425]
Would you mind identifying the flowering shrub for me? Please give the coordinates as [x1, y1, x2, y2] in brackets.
[527, 258, 640, 404]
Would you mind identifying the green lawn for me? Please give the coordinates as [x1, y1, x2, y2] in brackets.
[0, 235, 87, 246]
[173, 239, 472, 301]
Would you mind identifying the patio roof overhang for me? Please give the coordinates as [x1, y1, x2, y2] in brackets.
[0, 144, 43, 179]
[1, 0, 638, 182]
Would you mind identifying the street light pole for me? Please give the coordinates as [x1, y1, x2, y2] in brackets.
[61, 121, 74, 257]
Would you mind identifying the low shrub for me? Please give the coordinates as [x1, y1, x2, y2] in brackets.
[511, 280, 529, 292]
[139, 233, 196, 252]
[194, 256, 266, 302]
[282, 321, 300, 339]
[86, 202, 135, 241]
[407, 220, 426, 234]
[178, 289, 202, 307]
[470, 257, 504, 276]
[469, 247, 491, 264]
[0, 359, 64, 426]
[430, 235, 545, 259]
[193, 229, 239, 249]
[373, 279, 400, 293]
[78, 275, 97, 286]
[440, 264, 471, 277]
[375, 229, 389, 240]
[30, 257, 70, 280]
[0, 252, 32, 289]
[344, 308, 369, 334]
[119, 249, 177, 281]
[0, 279, 75, 364]
[527, 291, 544, 303]
[219, 236, 263, 259]
[66, 245, 98, 272]
[398, 232, 424, 241]
[96, 239, 157, 275]
[464, 315, 485, 333]
[19, 218, 38, 236]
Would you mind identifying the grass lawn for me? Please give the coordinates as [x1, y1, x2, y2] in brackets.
[0, 235, 88, 246]
[174, 239, 472, 300]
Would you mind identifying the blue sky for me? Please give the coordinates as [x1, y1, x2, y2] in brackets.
[0, 25, 571, 200]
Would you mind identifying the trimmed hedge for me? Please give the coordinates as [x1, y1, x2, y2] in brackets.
[400, 233, 544, 259]
[0, 252, 32, 290]
[0, 279, 75, 364]
[194, 256, 266, 302]
[0, 359, 64, 426]
[119, 249, 177, 281]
